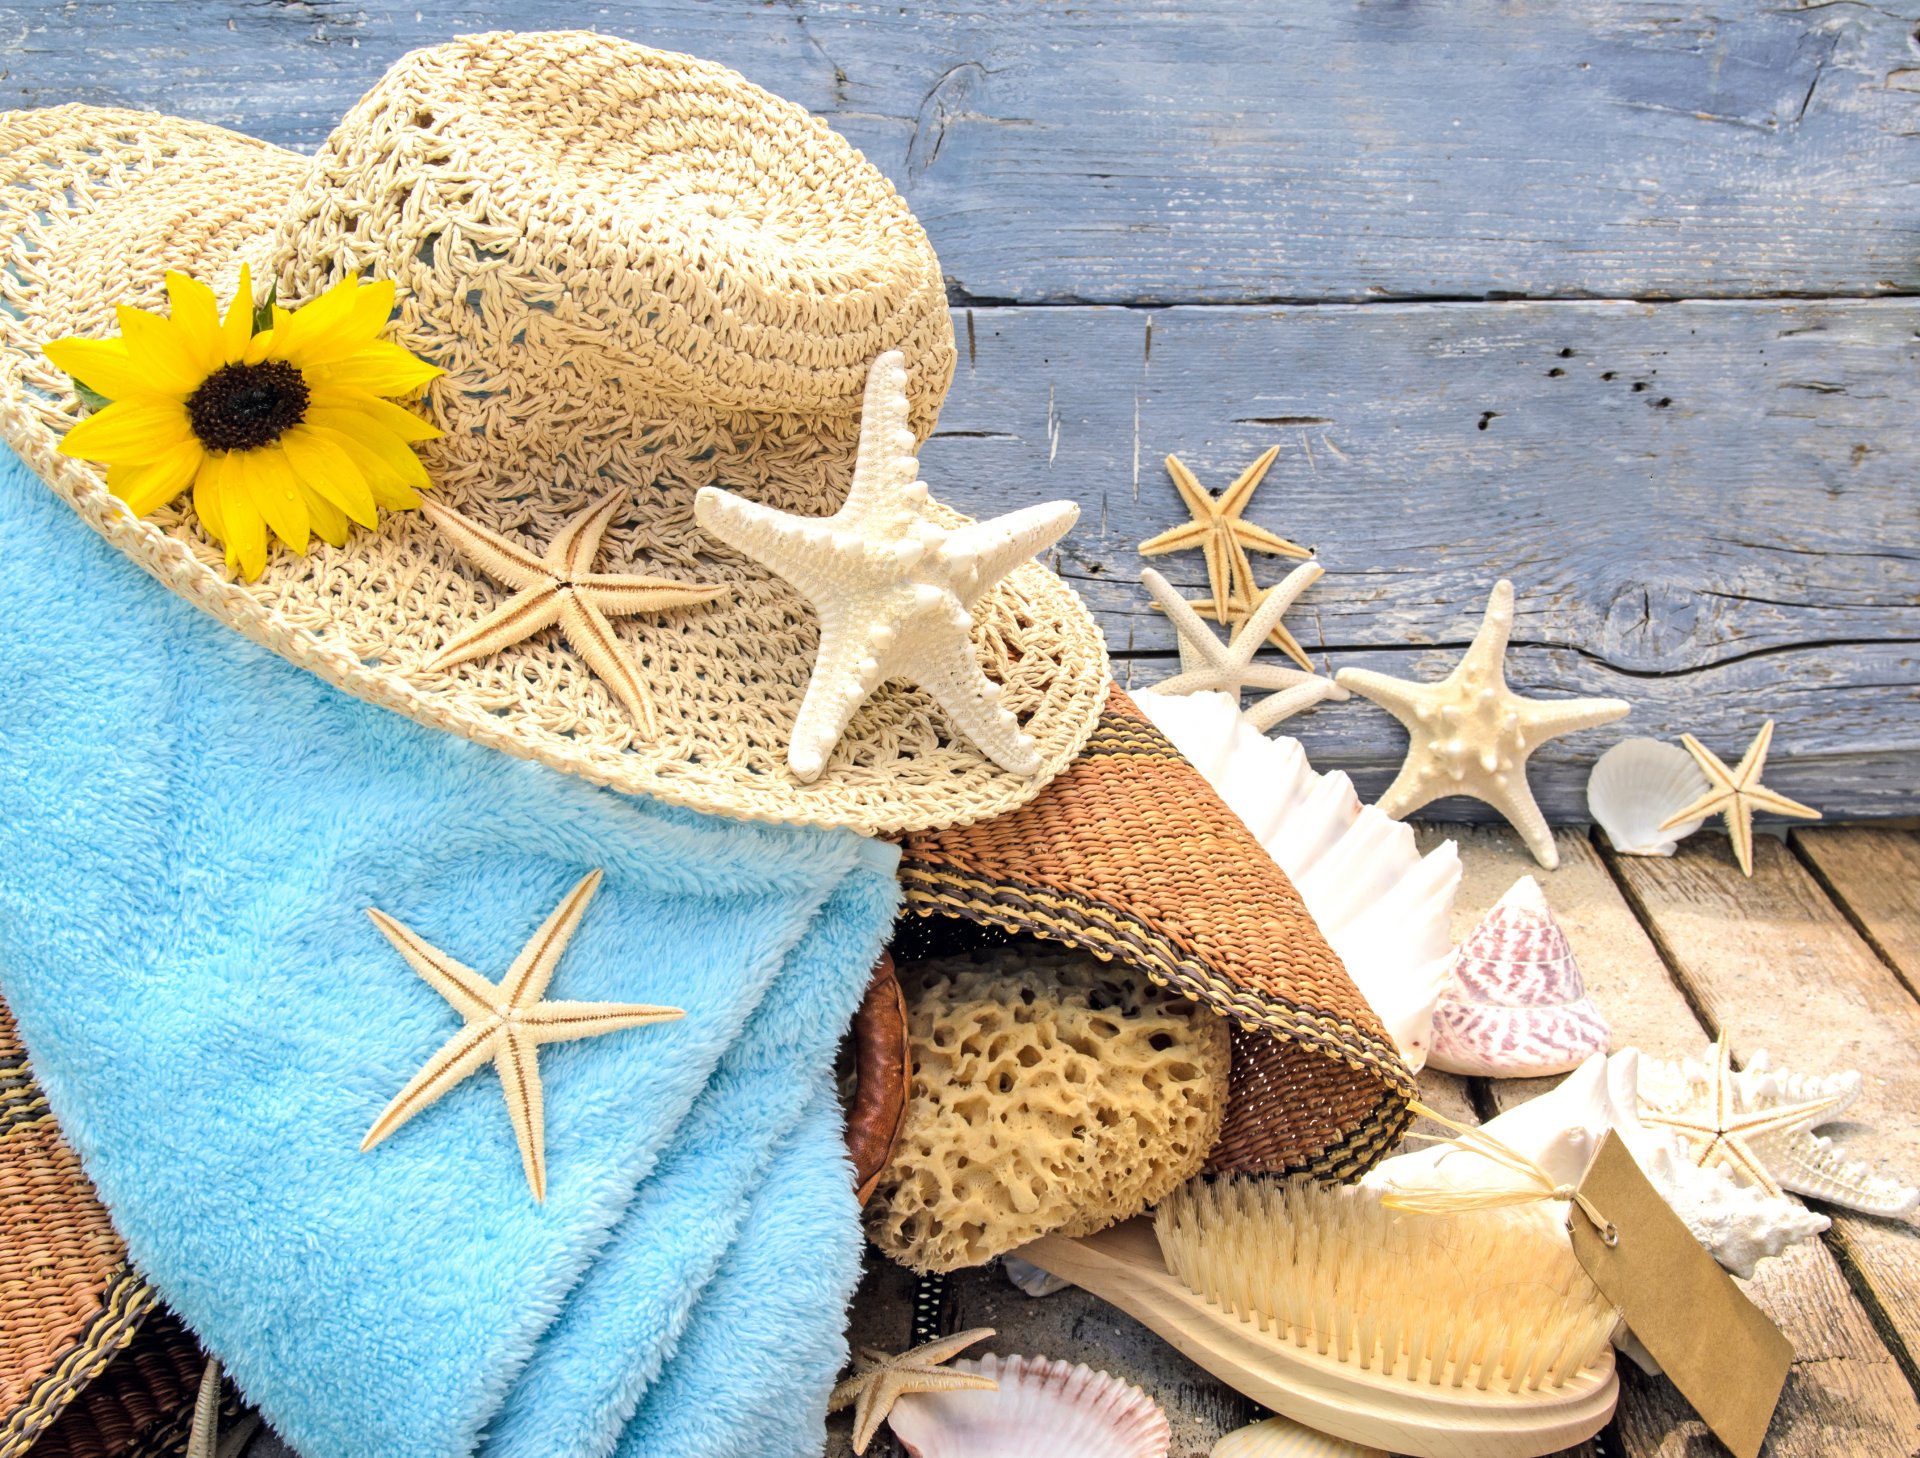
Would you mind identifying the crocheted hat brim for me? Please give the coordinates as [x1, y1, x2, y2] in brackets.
[0, 36, 1109, 836]
[896, 686, 1415, 1181]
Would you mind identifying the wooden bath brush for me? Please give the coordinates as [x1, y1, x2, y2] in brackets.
[1018, 1176, 1619, 1458]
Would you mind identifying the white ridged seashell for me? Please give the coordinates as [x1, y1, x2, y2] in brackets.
[1427, 875, 1610, 1078]
[1586, 738, 1711, 856]
[886, 1353, 1170, 1458]
[1212, 1414, 1386, 1457]
[1133, 689, 1459, 1072]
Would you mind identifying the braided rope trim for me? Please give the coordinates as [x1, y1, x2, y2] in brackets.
[0, 1265, 156, 1458]
[898, 862, 1416, 1176]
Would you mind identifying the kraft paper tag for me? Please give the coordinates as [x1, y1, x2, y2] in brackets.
[1570, 1132, 1794, 1458]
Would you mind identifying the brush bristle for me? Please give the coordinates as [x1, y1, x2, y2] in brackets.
[1154, 1178, 1617, 1392]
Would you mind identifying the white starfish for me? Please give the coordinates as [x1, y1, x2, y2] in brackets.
[1139, 565, 1348, 730]
[694, 352, 1078, 782]
[362, 870, 683, 1202]
[1335, 580, 1630, 870]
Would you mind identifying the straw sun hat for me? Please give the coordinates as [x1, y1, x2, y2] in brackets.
[0, 30, 1108, 835]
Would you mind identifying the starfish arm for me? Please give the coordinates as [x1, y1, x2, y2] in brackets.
[848, 1376, 896, 1455]
[916, 632, 1042, 777]
[694, 486, 856, 606]
[1658, 785, 1734, 834]
[1700, 1140, 1787, 1198]
[1370, 756, 1455, 824]
[941, 500, 1079, 609]
[1333, 666, 1434, 738]
[1263, 620, 1315, 672]
[558, 597, 660, 738]
[1216, 444, 1280, 518]
[1206, 535, 1241, 622]
[577, 574, 727, 618]
[1229, 562, 1321, 663]
[551, 487, 627, 577]
[1232, 520, 1313, 560]
[910, 1327, 999, 1365]
[1741, 784, 1823, 822]
[424, 584, 563, 672]
[1461, 580, 1517, 681]
[1474, 765, 1561, 871]
[785, 604, 892, 782]
[1242, 675, 1349, 733]
[419, 498, 549, 587]
[1726, 801, 1759, 877]
[1676, 732, 1739, 793]
[364, 909, 498, 1018]
[361, 1019, 500, 1152]
[841, 352, 920, 519]
[1515, 695, 1632, 751]
[1136, 520, 1211, 557]
[1733, 719, 1777, 787]
[523, 1000, 684, 1043]
[498, 868, 604, 1007]
[494, 1025, 547, 1202]
[1162, 454, 1217, 523]
[1141, 569, 1230, 673]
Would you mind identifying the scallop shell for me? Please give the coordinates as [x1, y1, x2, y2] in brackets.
[1212, 1415, 1386, 1457]
[1133, 689, 1459, 1071]
[1427, 875, 1610, 1078]
[886, 1353, 1170, 1458]
[1586, 738, 1711, 856]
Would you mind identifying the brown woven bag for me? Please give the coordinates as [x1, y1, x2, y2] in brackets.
[896, 686, 1415, 1180]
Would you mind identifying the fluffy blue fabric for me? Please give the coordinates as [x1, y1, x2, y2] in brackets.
[0, 450, 896, 1458]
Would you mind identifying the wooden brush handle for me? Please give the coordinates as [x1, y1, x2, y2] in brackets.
[844, 952, 911, 1206]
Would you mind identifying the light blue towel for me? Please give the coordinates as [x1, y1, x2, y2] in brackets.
[0, 449, 898, 1458]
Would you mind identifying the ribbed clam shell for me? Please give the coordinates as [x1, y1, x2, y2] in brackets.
[1133, 690, 1459, 1071]
[1212, 1415, 1387, 1457]
[1428, 876, 1609, 1078]
[1587, 738, 1711, 856]
[886, 1353, 1170, 1458]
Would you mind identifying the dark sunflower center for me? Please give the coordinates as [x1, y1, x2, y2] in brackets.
[185, 360, 310, 452]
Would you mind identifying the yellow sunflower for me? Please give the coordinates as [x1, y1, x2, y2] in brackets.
[45, 265, 443, 580]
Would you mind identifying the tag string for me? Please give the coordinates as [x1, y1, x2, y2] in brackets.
[1380, 1101, 1620, 1247]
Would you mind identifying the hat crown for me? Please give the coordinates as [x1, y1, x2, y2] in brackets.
[269, 32, 954, 468]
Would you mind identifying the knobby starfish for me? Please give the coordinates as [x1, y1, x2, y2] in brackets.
[1640, 1044, 1916, 1217]
[362, 869, 683, 1202]
[1140, 566, 1348, 730]
[1639, 1037, 1850, 1199]
[1137, 446, 1310, 626]
[1334, 580, 1630, 871]
[828, 1328, 999, 1455]
[1658, 720, 1820, 876]
[421, 490, 726, 740]
[695, 352, 1077, 782]
[1151, 556, 1324, 671]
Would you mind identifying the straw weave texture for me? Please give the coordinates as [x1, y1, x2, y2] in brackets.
[0, 33, 1108, 834]
[898, 688, 1416, 1180]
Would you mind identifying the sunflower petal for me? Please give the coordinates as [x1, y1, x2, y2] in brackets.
[240, 447, 309, 554]
[280, 424, 378, 528]
[43, 338, 183, 404]
[309, 388, 442, 442]
[220, 263, 256, 362]
[112, 305, 206, 394]
[164, 273, 224, 373]
[192, 450, 228, 543]
[309, 341, 442, 396]
[279, 277, 399, 369]
[107, 438, 204, 516]
[271, 276, 369, 367]
[59, 400, 193, 464]
[302, 488, 352, 548]
[215, 458, 270, 581]
[306, 423, 425, 512]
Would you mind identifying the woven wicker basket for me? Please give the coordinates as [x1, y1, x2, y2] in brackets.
[896, 686, 1415, 1179]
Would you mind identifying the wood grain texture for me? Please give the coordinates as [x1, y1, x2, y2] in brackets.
[1793, 828, 1920, 999]
[7, 1, 1920, 304]
[925, 301, 1920, 818]
[1450, 827, 1920, 1458]
[1607, 834, 1920, 1407]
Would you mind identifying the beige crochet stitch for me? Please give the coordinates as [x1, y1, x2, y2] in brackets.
[868, 943, 1231, 1273]
[0, 32, 1108, 835]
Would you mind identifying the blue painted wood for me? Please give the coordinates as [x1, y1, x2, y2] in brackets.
[4, 0, 1919, 304]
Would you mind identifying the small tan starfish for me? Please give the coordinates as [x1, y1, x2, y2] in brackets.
[1140, 566, 1348, 729]
[1334, 580, 1630, 871]
[829, 1328, 999, 1455]
[1138, 447, 1310, 626]
[1658, 720, 1820, 876]
[1641, 1036, 1849, 1198]
[362, 869, 683, 1202]
[421, 490, 725, 740]
[1154, 559, 1323, 671]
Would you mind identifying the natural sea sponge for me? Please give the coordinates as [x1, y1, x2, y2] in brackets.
[866, 942, 1231, 1272]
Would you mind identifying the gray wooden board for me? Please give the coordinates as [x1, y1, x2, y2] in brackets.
[8, 1, 1920, 304]
[919, 299, 1920, 819]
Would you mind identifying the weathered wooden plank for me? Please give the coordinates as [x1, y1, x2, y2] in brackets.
[8, 2, 1919, 304]
[1792, 828, 1920, 1000]
[1606, 834, 1920, 1397]
[1429, 826, 1920, 1458]
[923, 300, 1920, 819]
